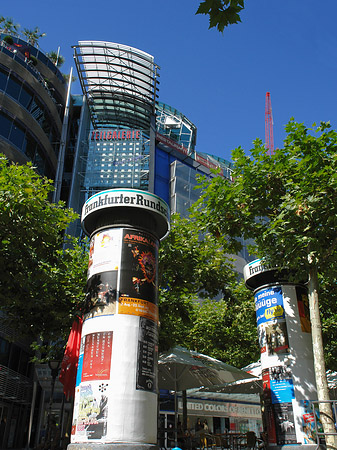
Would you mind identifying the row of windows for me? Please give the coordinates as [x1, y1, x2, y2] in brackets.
[95, 179, 142, 186]
[0, 109, 54, 178]
[0, 65, 60, 153]
[96, 142, 141, 146]
[0, 336, 32, 378]
[100, 173, 139, 177]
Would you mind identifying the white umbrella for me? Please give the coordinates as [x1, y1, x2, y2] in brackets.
[200, 361, 337, 396]
[197, 359, 262, 395]
[158, 346, 256, 447]
[158, 346, 256, 391]
[200, 377, 262, 395]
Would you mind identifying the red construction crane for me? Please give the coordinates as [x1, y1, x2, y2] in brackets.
[265, 92, 274, 155]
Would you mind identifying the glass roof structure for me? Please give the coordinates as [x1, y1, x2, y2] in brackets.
[156, 101, 197, 153]
[73, 41, 159, 131]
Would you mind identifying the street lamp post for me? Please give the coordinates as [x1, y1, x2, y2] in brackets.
[45, 360, 61, 449]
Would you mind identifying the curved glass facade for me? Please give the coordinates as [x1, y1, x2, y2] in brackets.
[0, 64, 60, 151]
[0, 35, 67, 179]
[73, 41, 158, 131]
[156, 101, 197, 153]
[0, 108, 54, 177]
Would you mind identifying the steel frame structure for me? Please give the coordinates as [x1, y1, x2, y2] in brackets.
[72, 41, 159, 131]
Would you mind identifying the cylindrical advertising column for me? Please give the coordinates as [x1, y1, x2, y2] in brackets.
[68, 189, 170, 450]
[244, 259, 317, 450]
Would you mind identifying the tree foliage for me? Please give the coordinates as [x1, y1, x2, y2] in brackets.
[195, 120, 337, 280]
[188, 281, 259, 368]
[0, 16, 20, 36]
[193, 119, 337, 440]
[196, 0, 245, 32]
[22, 27, 46, 47]
[0, 155, 87, 353]
[46, 50, 65, 67]
[0, 17, 47, 48]
[158, 212, 237, 351]
[158, 213, 258, 367]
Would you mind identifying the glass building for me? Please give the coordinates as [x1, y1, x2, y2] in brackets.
[0, 34, 68, 180]
[68, 41, 233, 232]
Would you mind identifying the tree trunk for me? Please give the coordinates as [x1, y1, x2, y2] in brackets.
[308, 262, 337, 449]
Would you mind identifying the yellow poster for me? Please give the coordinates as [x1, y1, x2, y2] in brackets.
[118, 297, 159, 323]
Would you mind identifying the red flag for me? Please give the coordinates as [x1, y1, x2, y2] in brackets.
[59, 316, 83, 400]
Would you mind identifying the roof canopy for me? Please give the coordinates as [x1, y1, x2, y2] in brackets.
[73, 41, 159, 131]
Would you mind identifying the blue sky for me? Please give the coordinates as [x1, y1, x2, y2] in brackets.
[2, 0, 337, 162]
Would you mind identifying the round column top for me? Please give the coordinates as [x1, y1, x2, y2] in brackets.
[244, 259, 286, 290]
[81, 188, 170, 240]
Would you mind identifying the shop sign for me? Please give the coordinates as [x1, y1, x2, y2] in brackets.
[90, 129, 141, 141]
[178, 399, 261, 418]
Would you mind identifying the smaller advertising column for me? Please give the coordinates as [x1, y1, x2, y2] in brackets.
[244, 260, 317, 450]
[69, 189, 170, 450]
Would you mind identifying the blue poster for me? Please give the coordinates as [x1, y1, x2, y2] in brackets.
[255, 286, 285, 326]
[270, 378, 295, 403]
[76, 352, 84, 387]
[269, 365, 295, 404]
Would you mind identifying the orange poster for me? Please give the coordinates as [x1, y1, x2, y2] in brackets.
[118, 297, 159, 323]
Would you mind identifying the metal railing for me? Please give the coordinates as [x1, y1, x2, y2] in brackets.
[312, 400, 337, 449]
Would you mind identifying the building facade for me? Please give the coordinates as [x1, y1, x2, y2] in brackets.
[0, 34, 68, 179]
[0, 33, 72, 449]
[66, 41, 250, 275]
[0, 37, 254, 448]
[67, 41, 234, 235]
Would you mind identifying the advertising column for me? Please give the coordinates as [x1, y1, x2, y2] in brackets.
[69, 189, 169, 450]
[244, 260, 317, 450]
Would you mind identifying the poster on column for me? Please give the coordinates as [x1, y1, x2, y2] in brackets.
[296, 286, 311, 333]
[273, 403, 297, 444]
[87, 228, 121, 279]
[75, 382, 109, 440]
[262, 368, 277, 444]
[119, 228, 159, 322]
[269, 365, 295, 404]
[262, 367, 296, 445]
[86, 271, 117, 313]
[136, 317, 158, 392]
[255, 287, 289, 355]
[76, 337, 85, 387]
[81, 331, 113, 382]
[300, 400, 321, 444]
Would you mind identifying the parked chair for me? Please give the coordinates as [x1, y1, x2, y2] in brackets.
[220, 433, 231, 449]
[240, 432, 257, 450]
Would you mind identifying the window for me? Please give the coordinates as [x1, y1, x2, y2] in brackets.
[34, 148, 45, 175]
[8, 343, 20, 372]
[0, 67, 8, 91]
[19, 85, 33, 109]
[0, 111, 12, 139]
[0, 337, 10, 366]
[6, 74, 21, 100]
[10, 122, 25, 149]
[24, 133, 37, 160]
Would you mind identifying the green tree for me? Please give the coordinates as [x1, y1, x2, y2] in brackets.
[22, 27, 46, 47]
[159, 212, 234, 351]
[0, 155, 87, 356]
[188, 281, 259, 367]
[196, 0, 245, 32]
[158, 213, 258, 368]
[319, 276, 337, 371]
[194, 119, 337, 446]
[0, 17, 20, 36]
[46, 50, 65, 67]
